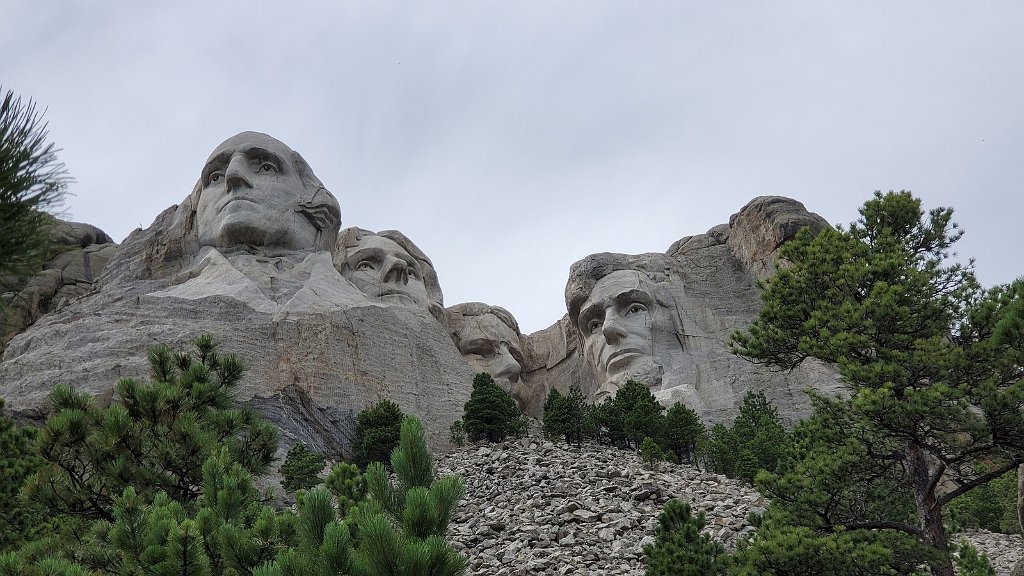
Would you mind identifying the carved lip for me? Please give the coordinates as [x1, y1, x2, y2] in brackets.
[605, 348, 642, 373]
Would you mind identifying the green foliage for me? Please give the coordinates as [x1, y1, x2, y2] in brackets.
[462, 373, 524, 443]
[643, 499, 727, 576]
[325, 462, 366, 518]
[596, 380, 665, 450]
[727, 509, 930, 576]
[730, 191, 1024, 576]
[0, 400, 45, 551]
[355, 416, 465, 575]
[542, 384, 589, 446]
[23, 334, 278, 522]
[280, 444, 327, 493]
[702, 391, 787, 483]
[662, 402, 705, 465]
[948, 466, 1020, 534]
[353, 399, 405, 469]
[447, 420, 465, 448]
[640, 437, 665, 470]
[955, 540, 996, 576]
[0, 87, 70, 302]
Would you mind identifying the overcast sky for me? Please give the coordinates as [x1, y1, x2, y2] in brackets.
[3, 2, 1022, 334]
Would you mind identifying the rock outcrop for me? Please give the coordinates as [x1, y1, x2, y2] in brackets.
[0, 132, 473, 454]
[439, 439, 1024, 576]
[0, 131, 845, 453]
[1, 217, 118, 350]
[516, 196, 842, 425]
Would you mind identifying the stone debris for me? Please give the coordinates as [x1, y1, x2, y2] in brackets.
[438, 439, 1024, 575]
[958, 530, 1024, 576]
[438, 438, 765, 576]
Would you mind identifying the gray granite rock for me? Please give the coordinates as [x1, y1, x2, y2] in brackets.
[0, 132, 472, 453]
[1, 217, 118, 350]
[439, 439, 1022, 576]
[513, 196, 843, 424]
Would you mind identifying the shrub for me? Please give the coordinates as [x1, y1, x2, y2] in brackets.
[463, 373, 523, 443]
[643, 499, 727, 576]
[448, 420, 466, 447]
[280, 444, 326, 493]
[353, 399, 404, 469]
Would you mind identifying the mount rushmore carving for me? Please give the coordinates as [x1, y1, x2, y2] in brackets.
[1, 131, 842, 453]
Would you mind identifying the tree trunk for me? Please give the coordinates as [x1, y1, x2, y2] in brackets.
[1013, 464, 1024, 576]
[1018, 463, 1023, 534]
[909, 443, 954, 576]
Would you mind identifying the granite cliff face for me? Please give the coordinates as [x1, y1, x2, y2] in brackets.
[1, 132, 846, 455]
[515, 196, 840, 425]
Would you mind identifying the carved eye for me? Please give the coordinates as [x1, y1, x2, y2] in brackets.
[626, 303, 647, 315]
[258, 161, 279, 173]
[209, 171, 223, 184]
[587, 319, 603, 333]
[407, 267, 419, 279]
[356, 260, 375, 271]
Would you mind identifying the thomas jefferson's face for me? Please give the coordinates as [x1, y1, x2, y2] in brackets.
[455, 313, 523, 392]
[578, 270, 676, 388]
[197, 132, 318, 251]
[340, 234, 429, 308]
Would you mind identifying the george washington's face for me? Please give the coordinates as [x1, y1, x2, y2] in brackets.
[196, 132, 318, 251]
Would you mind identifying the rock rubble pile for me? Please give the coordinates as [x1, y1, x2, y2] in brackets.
[438, 439, 1024, 576]
[437, 439, 765, 575]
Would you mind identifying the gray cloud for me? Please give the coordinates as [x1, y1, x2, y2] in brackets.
[3, 1, 1021, 333]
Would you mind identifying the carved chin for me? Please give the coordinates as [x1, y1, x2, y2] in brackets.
[606, 359, 664, 389]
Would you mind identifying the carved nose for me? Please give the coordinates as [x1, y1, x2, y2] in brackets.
[382, 255, 409, 285]
[601, 311, 628, 343]
[493, 344, 521, 384]
[225, 155, 253, 191]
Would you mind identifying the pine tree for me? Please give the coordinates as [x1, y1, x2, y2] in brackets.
[0, 399, 44, 551]
[643, 499, 727, 576]
[280, 444, 327, 493]
[462, 373, 523, 443]
[731, 191, 1024, 576]
[662, 402, 705, 465]
[23, 334, 278, 522]
[640, 437, 665, 470]
[0, 87, 70, 308]
[353, 399, 404, 469]
[597, 380, 665, 450]
[541, 388, 570, 442]
[447, 420, 465, 448]
[354, 416, 465, 576]
[325, 462, 366, 518]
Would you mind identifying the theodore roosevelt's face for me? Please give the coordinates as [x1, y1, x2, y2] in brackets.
[577, 270, 675, 388]
[454, 312, 523, 392]
[196, 132, 317, 251]
[339, 234, 429, 308]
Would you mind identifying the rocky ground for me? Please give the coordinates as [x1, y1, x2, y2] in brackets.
[437, 438, 1023, 576]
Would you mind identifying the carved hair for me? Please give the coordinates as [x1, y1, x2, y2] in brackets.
[564, 252, 685, 345]
[447, 302, 522, 351]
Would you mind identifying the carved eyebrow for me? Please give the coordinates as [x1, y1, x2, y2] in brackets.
[242, 147, 285, 168]
[201, 152, 232, 184]
[579, 288, 654, 329]
[578, 301, 607, 329]
[613, 289, 655, 308]
[348, 246, 385, 264]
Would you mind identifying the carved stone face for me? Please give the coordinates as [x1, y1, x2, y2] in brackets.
[577, 269, 677, 394]
[454, 312, 523, 392]
[196, 132, 318, 251]
[339, 234, 429, 308]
